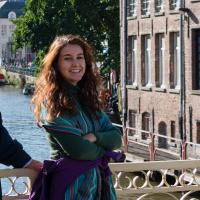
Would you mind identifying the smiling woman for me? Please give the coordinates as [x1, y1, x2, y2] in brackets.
[30, 34, 123, 200]
[58, 44, 86, 86]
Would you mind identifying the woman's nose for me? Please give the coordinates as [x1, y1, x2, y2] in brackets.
[71, 58, 79, 66]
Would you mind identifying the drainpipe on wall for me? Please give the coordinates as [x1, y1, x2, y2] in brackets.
[179, 0, 187, 160]
[121, 0, 128, 152]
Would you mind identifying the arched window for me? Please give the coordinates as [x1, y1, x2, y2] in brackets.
[8, 11, 16, 19]
[158, 121, 167, 148]
[142, 112, 150, 140]
[128, 109, 137, 136]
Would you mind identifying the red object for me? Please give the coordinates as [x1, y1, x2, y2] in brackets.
[0, 73, 5, 84]
[0, 73, 4, 79]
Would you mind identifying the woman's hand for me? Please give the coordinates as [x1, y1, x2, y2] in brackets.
[83, 133, 97, 143]
[26, 159, 43, 171]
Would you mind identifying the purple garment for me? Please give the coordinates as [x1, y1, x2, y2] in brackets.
[29, 151, 125, 200]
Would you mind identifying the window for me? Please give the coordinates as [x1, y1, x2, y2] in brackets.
[1, 25, 7, 36]
[170, 121, 175, 142]
[158, 121, 167, 149]
[170, 0, 180, 10]
[169, 32, 180, 89]
[142, 112, 150, 140]
[192, 29, 200, 90]
[127, 0, 137, 17]
[189, 106, 193, 143]
[196, 121, 200, 144]
[155, 33, 165, 88]
[127, 36, 137, 85]
[141, 0, 150, 16]
[141, 35, 151, 87]
[9, 25, 15, 32]
[8, 11, 16, 19]
[155, 0, 164, 13]
[128, 110, 137, 136]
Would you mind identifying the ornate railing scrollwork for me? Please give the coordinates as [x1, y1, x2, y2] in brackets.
[109, 159, 200, 199]
[0, 168, 38, 200]
[1, 160, 200, 199]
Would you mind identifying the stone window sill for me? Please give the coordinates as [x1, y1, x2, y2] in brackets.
[191, 90, 200, 95]
[127, 15, 137, 20]
[141, 86, 152, 91]
[155, 87, 166, 92]
[169, 89, 180, 94]
[126, 84, 138, 90]
[141, 14, 150, 19]
[155, 12, 165, 16]
[169, 10, 179, 15]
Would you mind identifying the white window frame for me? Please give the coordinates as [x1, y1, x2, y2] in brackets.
[155, 0, 164, 13]
[173, 32, 180, 89]
[143, 35, 151, 87]
[141, 0, 150, 16]
[170, 0, 180, 10]
[130, 36, 137, 86]
[157, 33, 165, 88]
[128, 0, 137, 17]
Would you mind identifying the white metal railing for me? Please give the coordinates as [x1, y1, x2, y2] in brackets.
[0, 168, 38, 200]
[1, 160, 200, 200]
[109, 159, 200, 199]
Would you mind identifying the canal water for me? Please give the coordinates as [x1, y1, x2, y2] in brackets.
[0, 85, 194, 199]
[0, 85, 50, 166]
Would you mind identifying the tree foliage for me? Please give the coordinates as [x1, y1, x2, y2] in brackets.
[13, 0, 120, 76]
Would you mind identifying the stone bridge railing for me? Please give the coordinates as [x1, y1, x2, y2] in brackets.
[1, 159, 200, 200]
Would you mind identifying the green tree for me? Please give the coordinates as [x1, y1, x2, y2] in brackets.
[13, 0, 120, 76]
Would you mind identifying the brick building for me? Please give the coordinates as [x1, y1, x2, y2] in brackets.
[120, 0, 200, 159]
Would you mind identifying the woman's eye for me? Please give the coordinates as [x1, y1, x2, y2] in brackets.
[64, 57, 71, 60]
[77, 56, 84, 59]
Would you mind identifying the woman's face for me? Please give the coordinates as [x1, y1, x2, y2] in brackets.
[58, 44, 86, 85]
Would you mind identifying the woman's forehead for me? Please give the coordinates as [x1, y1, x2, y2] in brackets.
[60, 44, 84, 55]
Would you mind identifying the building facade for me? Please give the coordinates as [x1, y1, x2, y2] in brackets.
[0, 0, 34, 66]
[120, 0, 200, 159]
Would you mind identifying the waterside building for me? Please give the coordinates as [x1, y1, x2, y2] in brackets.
[120, 0, 200, 160]
[0, 0, 34, 66]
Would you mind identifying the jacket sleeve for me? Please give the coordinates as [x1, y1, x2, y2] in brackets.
[42, 116, 106, 161]
[47, 129, 105, 161]
[0, 124, 31, 168]
[94, 112, 122, 150]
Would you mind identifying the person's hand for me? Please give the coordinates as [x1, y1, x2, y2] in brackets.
[26, 159, 43, 171]
[83, 133, 97, 143]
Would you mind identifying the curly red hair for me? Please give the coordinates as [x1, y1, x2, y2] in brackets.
[32, 34, 104, 122]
